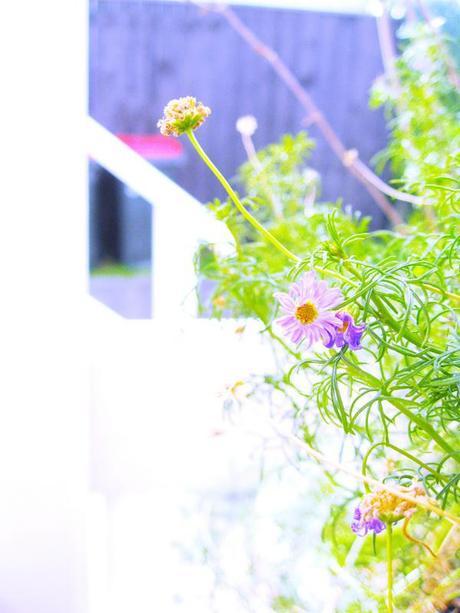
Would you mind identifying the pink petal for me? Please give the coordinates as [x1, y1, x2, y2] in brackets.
[308, 327, 320, 343]
[319, 327, 333, 343]
[301, 271, 317, 283]
[274, 292, 295, 312]
[299, 271, 316, 293]
[276, 315, 297, 328]
[315, 280, 329, 295]
[291, 327, 303, 344]
[316, 312, 342, 326]
[322, 322, 340, 335]
[288, 283, 303, 300]
[302, 329, 313, 347]
[317, 288, 343, 309]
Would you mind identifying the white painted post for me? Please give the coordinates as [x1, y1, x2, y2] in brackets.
[0, 1, 89, 612]
[86, 118, 234, 320]
[151, 202, 200, 319]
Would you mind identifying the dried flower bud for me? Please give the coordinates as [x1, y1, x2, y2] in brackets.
[352, 481, 439, 536]
[157, 97, 211, 137]
[360, 481, 434, 527]
[236, 115, 258, 137]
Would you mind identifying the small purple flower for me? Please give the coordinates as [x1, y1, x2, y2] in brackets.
[274, 272, 343, 347]
[324, 311, 366, 351]
[351, 506, 386, 537]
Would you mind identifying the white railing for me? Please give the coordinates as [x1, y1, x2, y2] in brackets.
[86, 116, 234, 319]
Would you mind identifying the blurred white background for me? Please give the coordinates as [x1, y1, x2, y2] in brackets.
[0, 1, 367, 611]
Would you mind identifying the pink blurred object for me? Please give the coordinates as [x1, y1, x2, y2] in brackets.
[116, 133, 183, 161]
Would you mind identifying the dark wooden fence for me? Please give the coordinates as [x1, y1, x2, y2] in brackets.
[89, 0, 390, 225]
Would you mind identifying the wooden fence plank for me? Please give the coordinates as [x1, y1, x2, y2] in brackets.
[90, 1, 390, 225]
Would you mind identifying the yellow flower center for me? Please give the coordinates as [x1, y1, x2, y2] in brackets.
[338, 320, 349, 334]
[295, 301, 318, 325]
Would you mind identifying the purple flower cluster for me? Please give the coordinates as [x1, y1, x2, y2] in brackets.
[274, 272, 366, 351]
[324, 311, 366, 351]
[351, 507, 386, 537]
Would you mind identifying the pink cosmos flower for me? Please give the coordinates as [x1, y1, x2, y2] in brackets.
[274, 271, 343, 347]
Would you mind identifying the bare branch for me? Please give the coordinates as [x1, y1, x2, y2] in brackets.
[238, 128, 284, 219]
[271, 420, 460, 526]
[376, 4, 401, 96]
[193, 2, 424, 225]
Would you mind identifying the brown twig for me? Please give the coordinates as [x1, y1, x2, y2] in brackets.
[376, 4, 401, 96]
[195, 3, 420, 225]
[272, 423, 460, 526]
[239, 129, 284, 218]
[402, 516, 438, 559]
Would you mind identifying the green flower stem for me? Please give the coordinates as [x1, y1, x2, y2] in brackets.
[361, 442, 448, 492]
[315, 267, 358, 286]
[386, 522, 394, 613]
[381, 396, 456, 457]
[188, 132, 365, 290]
[370, 293, 441, 353]
[415, 282, 460, 304]
[187, 130, 300, 263]
[343, 261, 443, 353]
[343, 362, 455, 456]
[267, 326, 301, 360]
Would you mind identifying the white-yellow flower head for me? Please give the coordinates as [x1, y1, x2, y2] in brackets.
[157, 97, 211, 137]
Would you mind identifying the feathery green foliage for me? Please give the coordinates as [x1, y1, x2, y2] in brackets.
[193, 11, 460, 611]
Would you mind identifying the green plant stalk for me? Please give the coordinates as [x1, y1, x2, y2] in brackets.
[187, 130, 300, 263]
[315, 266, 358, 286]
[386, 522, 394, 613]
[370, 293, 441, 353]
[361, 441, 448, 491]
[268, 326, 301, 360]
[188, 129, 456, 452]
[344, 362, 455, 456]
[343, 261, 442, 352]
[282, 426, 460, 523]
[188, 132, 361, 288]
[414, 282, 460, 304]
[382, 396, 456, 457]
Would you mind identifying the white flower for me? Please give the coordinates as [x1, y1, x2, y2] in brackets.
[236, 115, 258, 137]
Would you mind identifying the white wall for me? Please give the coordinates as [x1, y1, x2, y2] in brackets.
[0, 1, 89, 611]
